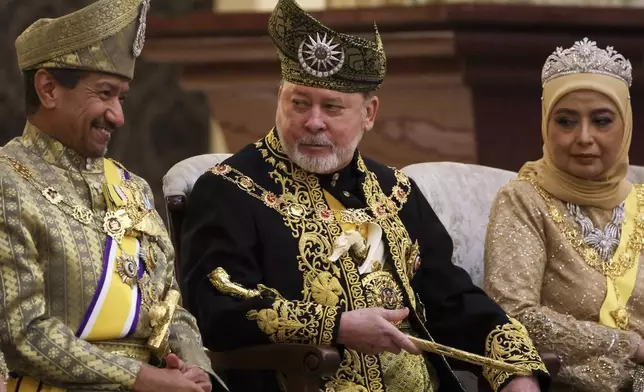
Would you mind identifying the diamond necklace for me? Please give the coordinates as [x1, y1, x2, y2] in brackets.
[566, 202, 625, 262]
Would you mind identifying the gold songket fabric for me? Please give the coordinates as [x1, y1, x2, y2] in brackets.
[0, 123, 213, 391]
[485, 179, 644, 391]
[15, 0, 149, 80]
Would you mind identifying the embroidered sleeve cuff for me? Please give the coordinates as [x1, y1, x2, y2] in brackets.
[483, 318, 549, 392]
[247, 299, 341, 346]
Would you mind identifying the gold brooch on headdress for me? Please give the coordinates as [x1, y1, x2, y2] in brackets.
[541, 37, 632, 87]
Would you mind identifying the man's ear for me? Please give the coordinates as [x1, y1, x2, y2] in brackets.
[363, 95, 379, 133]
[33, 70, 59, 110]
[277, 81, 284, 100]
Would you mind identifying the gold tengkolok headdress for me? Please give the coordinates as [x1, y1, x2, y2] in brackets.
[541, 37, 632, 87]
[268, 0, 386, 93]
[15, 0, 150, 80]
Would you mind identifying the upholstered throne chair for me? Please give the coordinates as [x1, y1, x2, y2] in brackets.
[163, 154, 644, 391]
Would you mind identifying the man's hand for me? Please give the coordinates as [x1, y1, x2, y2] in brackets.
[166, 353, 212, 392]
[184, 366, 212, 392]
[337, 307, 421, 355]
[132, 365, 202, 392]
[500, 376, 540, 392]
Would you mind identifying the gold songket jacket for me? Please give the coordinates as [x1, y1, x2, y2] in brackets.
[485, 179, 644, 391]
[0, 123, 216, 391]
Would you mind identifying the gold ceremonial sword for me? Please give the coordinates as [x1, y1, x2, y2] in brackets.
[407, 336, 531, 376]
[209, 267, 532, 376]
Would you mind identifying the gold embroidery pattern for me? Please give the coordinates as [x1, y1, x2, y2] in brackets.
[311, 271, 345, 307]
[362, 271, 404, 311]
[253, 130, 405, 391]
[483, 318, 548, 392]
[359, 157, 418, 309]
[524, 179, 644, 329]
[247, 300, 338, 345]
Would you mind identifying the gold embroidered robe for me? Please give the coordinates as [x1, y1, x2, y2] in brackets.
[0, 124, 215, 391]
[484, 179, 644, 392]
[181, 129, 549, 392]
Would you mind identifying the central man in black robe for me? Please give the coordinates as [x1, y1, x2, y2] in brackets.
[179, 1, 550, 391]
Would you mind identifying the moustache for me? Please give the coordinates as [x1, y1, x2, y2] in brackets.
[297, 135, 333, 147]
[91, 118, 117, 131]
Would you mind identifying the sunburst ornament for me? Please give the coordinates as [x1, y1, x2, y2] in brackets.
[298, 32, 345, 78]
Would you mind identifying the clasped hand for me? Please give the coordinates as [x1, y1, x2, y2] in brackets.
[133, 353, 212, 392]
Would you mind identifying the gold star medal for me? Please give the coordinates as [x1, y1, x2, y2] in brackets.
[116, 254, 139, 286]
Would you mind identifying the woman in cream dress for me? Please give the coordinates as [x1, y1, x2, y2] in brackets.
[484, 38, 644, 391]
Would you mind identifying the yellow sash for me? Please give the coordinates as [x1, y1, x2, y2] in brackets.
[599, 187, 641, 328]
[8, 160, 145, 392]
[76, 159, 142, 340]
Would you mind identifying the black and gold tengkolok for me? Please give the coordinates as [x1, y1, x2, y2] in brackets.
[14, 0, 150, 80]
[268, 0, 386, 93]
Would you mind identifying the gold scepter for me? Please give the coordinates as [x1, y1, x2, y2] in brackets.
[209, 267, 532, 376]
[407, 336, 531, 376]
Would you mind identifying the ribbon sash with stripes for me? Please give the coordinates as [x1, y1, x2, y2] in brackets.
[75, 159, 143, 340]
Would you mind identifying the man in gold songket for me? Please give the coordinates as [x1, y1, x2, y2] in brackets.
[0, 1, 227, 391]
[180, 1, 550, 391]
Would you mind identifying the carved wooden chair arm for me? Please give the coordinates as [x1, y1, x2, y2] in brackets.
[206, 344, 341, 392]
[540, 352, 561, 377]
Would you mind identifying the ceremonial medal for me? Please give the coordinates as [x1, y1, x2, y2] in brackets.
[103, 209, 132, 242]
[139, 244, 157, 274]
[116, 254, 139, 286]
[139, 273, 158, 311]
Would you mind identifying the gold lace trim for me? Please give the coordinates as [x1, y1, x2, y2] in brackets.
[523, 178, 644, 279]
[483, 318, 548, 391]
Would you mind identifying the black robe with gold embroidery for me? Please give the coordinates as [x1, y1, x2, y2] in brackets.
[180, 130, 550, 392]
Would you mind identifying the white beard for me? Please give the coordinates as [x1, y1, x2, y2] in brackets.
[279, 131, 363, 174]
